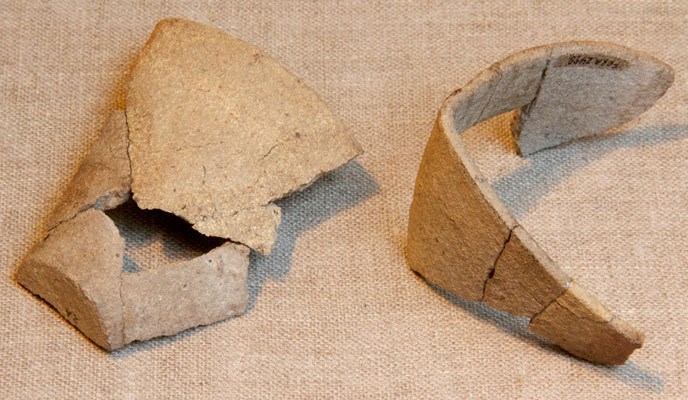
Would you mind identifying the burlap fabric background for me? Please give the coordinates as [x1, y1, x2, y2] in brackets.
[2, 1, 686, 398]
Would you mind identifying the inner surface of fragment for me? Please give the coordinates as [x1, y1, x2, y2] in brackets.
[513, 43, 674, 155]
[47, 110, 131, 230]
[126, 18, 363, 254]
[407, 41, 671, 364]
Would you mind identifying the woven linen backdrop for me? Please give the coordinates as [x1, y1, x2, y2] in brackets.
[1, 1, 686, 398]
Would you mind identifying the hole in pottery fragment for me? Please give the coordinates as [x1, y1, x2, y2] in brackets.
[105, 200, 226, 272]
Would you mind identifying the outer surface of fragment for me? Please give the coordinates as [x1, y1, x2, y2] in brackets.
[122, 243, 249, 344]
[407, 41, 671, 364]
[529, 283, 644, 365]
[17, 209, 125, 350]
[407, 122, 511, 301]
[408, 44, 550, 301]
[483, 226, 571, 317]
[18, 207, 251, 351]
[127, 18, 362, 254]
[513, 42, 674, 155]
[47, 111, 131, 230]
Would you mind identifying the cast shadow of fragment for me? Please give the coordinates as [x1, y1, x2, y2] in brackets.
[593, 361, 664, 393]
[420, 275, 548, 348]
[493, 124, 688, 219]
[247, 160, 379, 312]
[109, 321, 217, 357]
[423, 274, 664, 393]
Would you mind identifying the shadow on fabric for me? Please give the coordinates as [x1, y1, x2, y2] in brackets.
[247, 160, 379, 312]
[427, 277, 664, 393]
[494, 124, 688, 219]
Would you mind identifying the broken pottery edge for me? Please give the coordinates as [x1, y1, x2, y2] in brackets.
[407, 41, 672, 365]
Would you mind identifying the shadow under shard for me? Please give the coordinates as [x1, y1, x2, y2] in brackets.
[421, 275, 547, 348]
[247, 160, 379, 312]
[423, 274, 664, 393]
[493, 124, 688, 219]
[592, 361, 665, 393]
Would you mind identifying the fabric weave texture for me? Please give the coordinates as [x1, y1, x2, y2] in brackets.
[1, 1, 686, 398]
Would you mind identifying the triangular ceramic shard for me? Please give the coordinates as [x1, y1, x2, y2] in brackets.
[17, 208, 250, 351]
[512, 42, 674, 155]
[47, 110, 131, 231]
[126, 18, 363, 254]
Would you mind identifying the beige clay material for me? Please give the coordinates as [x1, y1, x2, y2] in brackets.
[121, 242, 249, 345]
[17, 209, 249, 351]
[483, 226, 571, 318]
[529, 283, 645, 365]
[407, 120, 514, 302]
[46, 111, 131, 231]
[407, 41, 673, 364]
[19, 18, 364, 350]
[514, 44, 674, 155]
[17, 209, 125, 350]
[127, 18, 363, 254]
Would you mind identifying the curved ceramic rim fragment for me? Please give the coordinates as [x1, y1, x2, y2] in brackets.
[407, 41, 673, 364]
